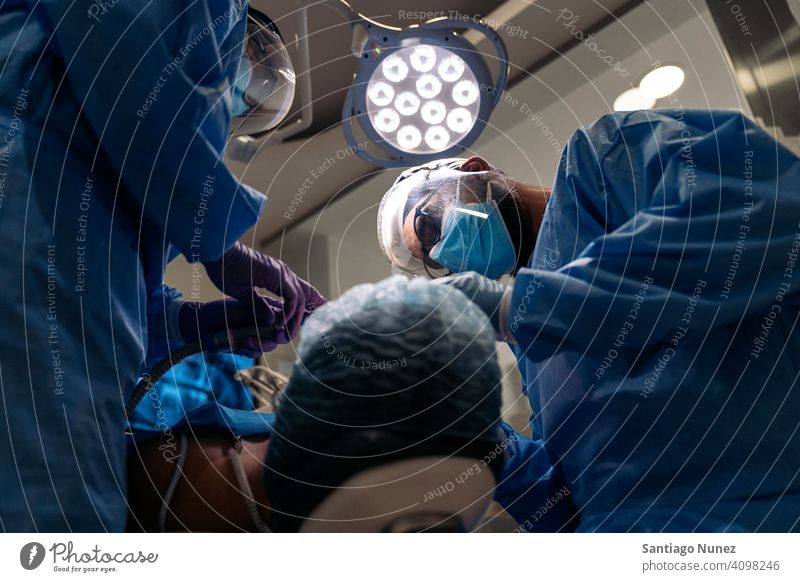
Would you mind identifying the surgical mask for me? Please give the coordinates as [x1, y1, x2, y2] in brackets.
[429, 198, 517, 279]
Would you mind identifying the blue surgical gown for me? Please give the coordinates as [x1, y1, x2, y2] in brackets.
[495, 109, 800, 532]
[0, 1, 264, 531]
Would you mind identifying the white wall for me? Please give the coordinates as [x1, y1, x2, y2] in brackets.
[165, 0, 750, 428]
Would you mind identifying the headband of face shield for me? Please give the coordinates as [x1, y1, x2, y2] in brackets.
[228, 9, 295, 137]
[377, 160, 517, 279]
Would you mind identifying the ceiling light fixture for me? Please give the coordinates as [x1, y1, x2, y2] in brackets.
[228, 0, 508, 167]
[613, 64, 686, 112]
[639, 65, 686, 99]
[338, 1, 508, 167]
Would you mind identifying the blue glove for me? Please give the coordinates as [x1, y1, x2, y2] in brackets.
[203, 242, 327, 340]
[433, 272, 509, 339]
[177, 297, 289, 358]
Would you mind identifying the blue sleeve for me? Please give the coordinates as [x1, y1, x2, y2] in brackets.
[494, 423, 577, 532]
[145, 284, 184, 367]
[509, 109, 800, 361]
[35, 0, 265, 262]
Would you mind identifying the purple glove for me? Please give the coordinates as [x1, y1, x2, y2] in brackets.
[203, 242, 327, 339]
[178, 297, 289, 358]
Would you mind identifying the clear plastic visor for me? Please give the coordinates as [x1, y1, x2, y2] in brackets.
[229, 10, 296, 137]
[377, 164, 512, 278]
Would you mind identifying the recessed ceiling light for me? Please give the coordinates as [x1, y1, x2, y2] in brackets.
[639, 65, 685, 99]
[613, 87, 658, 111]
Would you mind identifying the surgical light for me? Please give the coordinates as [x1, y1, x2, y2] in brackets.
[439, 55, 465, 83]
[410, 46, 437, 73]
[382, 54, 409, 83]
[228, 0, 509, 168]
[365, 46, 477, 156]
[340, 1, 509, 167]
[421, 100, 447, 125]
[397, 125, 423, 150]
[425, 126, 451, 150]
[374, 109, 400, 133]
[447, 108, 473, 133]
[416, 73, 443, 99]
[368, 81, 394, 107]
[394, 91, 420, 116]
[453, 79, 480, 107]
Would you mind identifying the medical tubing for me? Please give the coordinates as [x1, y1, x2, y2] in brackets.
[126, 342, 201, 418]
[228, 440, 272, 533]
[158, 433, 189, 532]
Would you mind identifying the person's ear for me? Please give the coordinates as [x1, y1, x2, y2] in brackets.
[459, 156, 490, 173]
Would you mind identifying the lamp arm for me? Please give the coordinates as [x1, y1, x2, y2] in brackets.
[296, 0, 360, 22]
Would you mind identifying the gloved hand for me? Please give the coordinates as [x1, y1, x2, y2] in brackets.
[433, 272, 510, 340]
[203, 242, 327, 339]
[177, 297, 289, 358]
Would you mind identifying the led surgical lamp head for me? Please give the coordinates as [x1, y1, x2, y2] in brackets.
[228, 1, 509, 168]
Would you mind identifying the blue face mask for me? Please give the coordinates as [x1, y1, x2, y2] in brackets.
[429, 200, 517, 279]
[230, 55, 253, 118]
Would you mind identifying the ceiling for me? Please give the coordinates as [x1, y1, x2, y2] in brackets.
[235, 0, 639, 244]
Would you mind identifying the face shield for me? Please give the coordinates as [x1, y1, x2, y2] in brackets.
[229, 9, 296, 137]
[377, 159, 517, 278]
